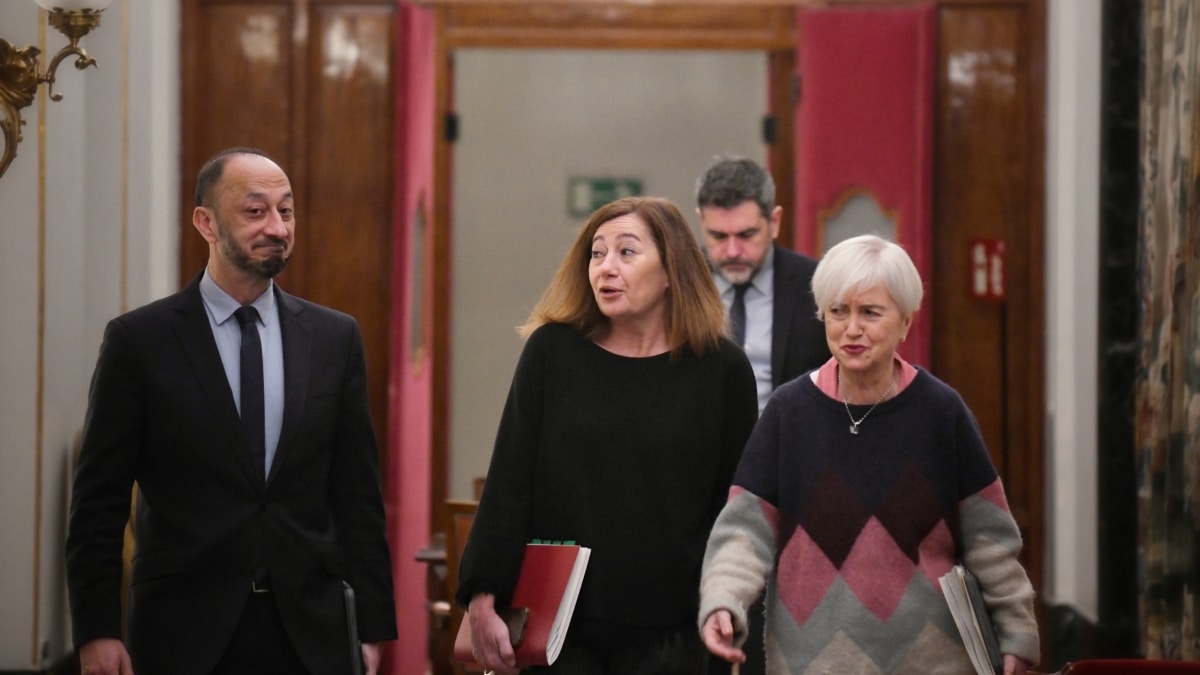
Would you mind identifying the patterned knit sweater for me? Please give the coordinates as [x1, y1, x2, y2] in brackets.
[699, 368, 1039, 674]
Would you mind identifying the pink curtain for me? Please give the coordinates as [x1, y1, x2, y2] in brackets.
[382, 3, 436, 673]
[795, 5, 936, 367]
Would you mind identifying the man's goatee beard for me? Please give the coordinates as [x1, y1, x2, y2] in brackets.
[256, 254, 289, 279]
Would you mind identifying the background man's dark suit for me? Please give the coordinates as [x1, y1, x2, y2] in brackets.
[66, 278, 396, 675]
[769, 243, 831, 388]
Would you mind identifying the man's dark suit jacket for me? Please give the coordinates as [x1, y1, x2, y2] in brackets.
[66, 277, 397, 675]
[770, 244, 831, 388]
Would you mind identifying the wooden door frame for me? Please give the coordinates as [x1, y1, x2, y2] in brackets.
[420, 0, 801, 539]
[417, 5, 1046, 615]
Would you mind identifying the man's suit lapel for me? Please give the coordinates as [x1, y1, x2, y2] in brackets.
[268, 288, 311, 486]
[172, 281, 264, 488]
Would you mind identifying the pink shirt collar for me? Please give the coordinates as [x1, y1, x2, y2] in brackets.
[813, 354, 919, 400]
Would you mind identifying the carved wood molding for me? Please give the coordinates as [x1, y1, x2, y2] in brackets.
[415, 0, 802, 5]
[425, 2, 799, 49]
[415, 0, 1033, 51]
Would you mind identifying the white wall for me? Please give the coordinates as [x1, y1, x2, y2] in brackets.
[1044, 0, 1101, 621]
[0, 5, 43, 669]
[0, 0, 178, 667]
[449, 49, 769, 501]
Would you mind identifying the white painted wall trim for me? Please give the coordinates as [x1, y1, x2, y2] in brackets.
[0, 0, 179, 667]
[1044, 0, 1101, 622]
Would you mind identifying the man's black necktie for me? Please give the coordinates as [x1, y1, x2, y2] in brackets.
[235, 306, 265, 478]
[730, 282, 750, 345]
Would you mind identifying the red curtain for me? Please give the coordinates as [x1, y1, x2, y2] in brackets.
[795, 4, 936, 366]
[382, 3, 436, 673]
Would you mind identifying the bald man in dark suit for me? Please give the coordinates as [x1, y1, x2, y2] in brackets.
[66, 148, 396, 675]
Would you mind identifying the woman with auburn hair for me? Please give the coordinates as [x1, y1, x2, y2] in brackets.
[518, 196, 730, 356]
[458, 197, 758, 674]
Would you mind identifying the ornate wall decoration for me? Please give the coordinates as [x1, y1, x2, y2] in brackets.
[1137, 0, 1200, 660]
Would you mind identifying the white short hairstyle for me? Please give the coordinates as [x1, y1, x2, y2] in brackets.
[811, 234, 923, 320]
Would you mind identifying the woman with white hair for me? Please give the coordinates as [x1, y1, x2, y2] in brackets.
[698, 235, 1039, 674]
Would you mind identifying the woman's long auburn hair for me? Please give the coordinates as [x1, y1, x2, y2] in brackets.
[519, 197, 727, 359]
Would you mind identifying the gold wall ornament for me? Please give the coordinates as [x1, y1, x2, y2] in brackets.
[0, 1, 112, 179]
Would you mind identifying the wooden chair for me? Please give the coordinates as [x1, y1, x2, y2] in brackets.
[1054, 659, 1200, 674]
[445, 499, 483, 675]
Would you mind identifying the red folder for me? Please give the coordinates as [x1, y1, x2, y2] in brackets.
[454, 543, 591, 666]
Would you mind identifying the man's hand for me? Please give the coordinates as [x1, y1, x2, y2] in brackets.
[79, 638, 134, 675]
[701, 609, 746, 664]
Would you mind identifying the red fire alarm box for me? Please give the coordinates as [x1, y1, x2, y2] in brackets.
[969, 239, 1005, 301]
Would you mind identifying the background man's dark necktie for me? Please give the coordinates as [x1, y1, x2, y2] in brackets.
[730, 282, 750, 345]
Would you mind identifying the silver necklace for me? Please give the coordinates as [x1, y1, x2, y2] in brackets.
[838, 369, 894, 435]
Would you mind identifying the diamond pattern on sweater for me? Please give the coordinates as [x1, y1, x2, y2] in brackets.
[795, 462, 873, 567]
[890, 622, 977, 675]
[873, 459, 946, 562]
[770, 572, 958, 674]
[839, 517, 916, 620]
[712, 371, 1039, 673]
[915, 518, 956, 587]
[800, 631, 886, 675]
[777, 524, 839, 626]
[797, 456, 947, 572]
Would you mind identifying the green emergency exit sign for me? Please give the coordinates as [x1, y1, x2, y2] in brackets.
[568, 176, 643, 217]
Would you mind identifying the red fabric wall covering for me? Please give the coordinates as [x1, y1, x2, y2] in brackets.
[383, 4, 437, 673]
[795, 5, 936, 366]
